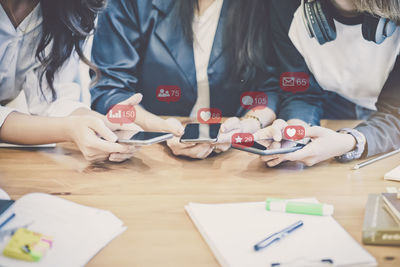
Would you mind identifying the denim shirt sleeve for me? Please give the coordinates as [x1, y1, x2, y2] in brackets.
[269, 0, 324, 126]
[90, 0, 143, 115]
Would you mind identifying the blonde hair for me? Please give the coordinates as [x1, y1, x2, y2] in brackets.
[354, 0, 400, 24]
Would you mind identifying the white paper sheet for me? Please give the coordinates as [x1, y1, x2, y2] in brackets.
[185, 201, 377, 267]
[0, 189, 10, 200]
[384, 165, 400, 182]
[0, 193, 126, 267]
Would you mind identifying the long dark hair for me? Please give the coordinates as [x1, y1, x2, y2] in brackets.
[36, 0, 106, 101]
[175, 0, 271, 85]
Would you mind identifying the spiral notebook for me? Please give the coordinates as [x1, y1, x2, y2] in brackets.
[185, 200, 377, 267]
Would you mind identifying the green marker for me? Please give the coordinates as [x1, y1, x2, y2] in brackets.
[266, 198, 334, 216]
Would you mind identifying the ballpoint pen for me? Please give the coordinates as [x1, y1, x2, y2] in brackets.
[254, 220, 304, 251]
[353, 148, 400, 170]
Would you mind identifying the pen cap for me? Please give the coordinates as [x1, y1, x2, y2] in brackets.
[266, 198, 334, 216]
[323, 204, 334, 216]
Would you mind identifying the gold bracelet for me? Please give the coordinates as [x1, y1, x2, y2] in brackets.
[243, 115, 263, 129]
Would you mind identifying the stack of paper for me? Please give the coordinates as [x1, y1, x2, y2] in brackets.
[0, 193, 126, 267]
[186, 201, 377, 267]
[382, 193, 400, 223]
[384, 165, 400, 182]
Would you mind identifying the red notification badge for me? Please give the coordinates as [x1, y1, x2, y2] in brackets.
[156, 86, 181, 103]
[280, 72, 310, 93]
[231, 133, 254, 148]
[284, 125, 305, 141]
[107, 104, 136, 126]
[197, 108, 222, 124]
[240, 92, 268, 110]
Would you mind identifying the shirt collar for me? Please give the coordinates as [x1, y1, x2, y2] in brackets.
[0, 3, 42, 36]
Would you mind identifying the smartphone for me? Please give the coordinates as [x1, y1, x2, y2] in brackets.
[117, 131, 173, 145]
[232, 140, 307, 156]
[180, 123, 221, 143]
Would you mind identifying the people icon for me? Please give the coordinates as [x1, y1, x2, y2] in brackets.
[158, 89, 170, 98]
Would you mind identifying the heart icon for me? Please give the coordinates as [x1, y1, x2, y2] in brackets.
[200, 111, 211, 122]
[286, 128, 296, 138]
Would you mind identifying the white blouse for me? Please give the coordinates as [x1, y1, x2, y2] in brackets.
[0, 4, 87, 128]
[190, 0, 224, 118]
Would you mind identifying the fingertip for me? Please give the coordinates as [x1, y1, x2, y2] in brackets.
[109, 154, 118, 162]
[109, 132, 118, 143]
[102, 131, 118, 143]
[175, 129, 184, 137]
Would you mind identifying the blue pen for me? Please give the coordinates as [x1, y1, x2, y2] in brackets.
[0, 213, 15, 230]
[254, 220, 304, 251]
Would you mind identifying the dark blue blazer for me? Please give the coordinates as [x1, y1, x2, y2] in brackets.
[91, 0, 279, 117]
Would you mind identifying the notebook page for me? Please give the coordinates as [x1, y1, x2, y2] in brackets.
[0, 193, 125, 267]
[186, 202, 377, 267]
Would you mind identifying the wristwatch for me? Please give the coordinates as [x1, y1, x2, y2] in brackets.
[335, 128, 366, 163]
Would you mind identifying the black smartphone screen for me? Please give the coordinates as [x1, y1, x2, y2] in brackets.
[252, 142, 268, 151]
[130, 132, 170, 141]
[250, 140, 301, 151]
[181, 123, 221, 141]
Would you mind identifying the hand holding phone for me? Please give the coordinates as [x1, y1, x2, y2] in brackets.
[232, 139, 308, 156]
[180, 123, 221, 143]
[116, 131, 173, 145]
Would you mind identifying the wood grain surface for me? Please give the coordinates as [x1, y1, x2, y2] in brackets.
[0, 120, 399, 267]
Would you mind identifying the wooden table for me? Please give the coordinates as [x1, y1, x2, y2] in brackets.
[1, 120, 399, 267]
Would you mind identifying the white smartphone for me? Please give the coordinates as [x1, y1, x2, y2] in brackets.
[232, 140, 308, 156]
[117, 131, 173, 145]
[180, 123, 221, 143]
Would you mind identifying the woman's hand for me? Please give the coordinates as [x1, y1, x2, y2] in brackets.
[260, 126, 357, 167]
[167, 137, 215, 159]
[214, 108, 277, 153]
[165, 119, 213, 159]
[104, 93, 143, 132]
[103, 93, 184, 136]
[160, 117, 185, 136]
[65, 115, 138, 162]
[253, 119, 288, 142]
[213, 117, 262, 153]
[142, 116, 184, 137]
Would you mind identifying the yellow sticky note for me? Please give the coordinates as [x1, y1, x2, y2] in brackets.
[3, 228, 52, 262]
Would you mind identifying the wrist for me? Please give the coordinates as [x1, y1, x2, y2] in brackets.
[341, 133, 357, 154]
[287, 119, 309, 127]
[242, 116, 262, 131]
[335, 128, 366, 162]
[246, 107, 276, 127]
[62, 116, 76, 142]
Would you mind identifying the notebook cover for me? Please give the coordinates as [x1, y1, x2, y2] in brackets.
[0, 200, 14, 216]
[363, 194, 400, 245]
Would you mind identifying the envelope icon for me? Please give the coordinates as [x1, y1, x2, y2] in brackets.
[282, 77, 295, 87]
